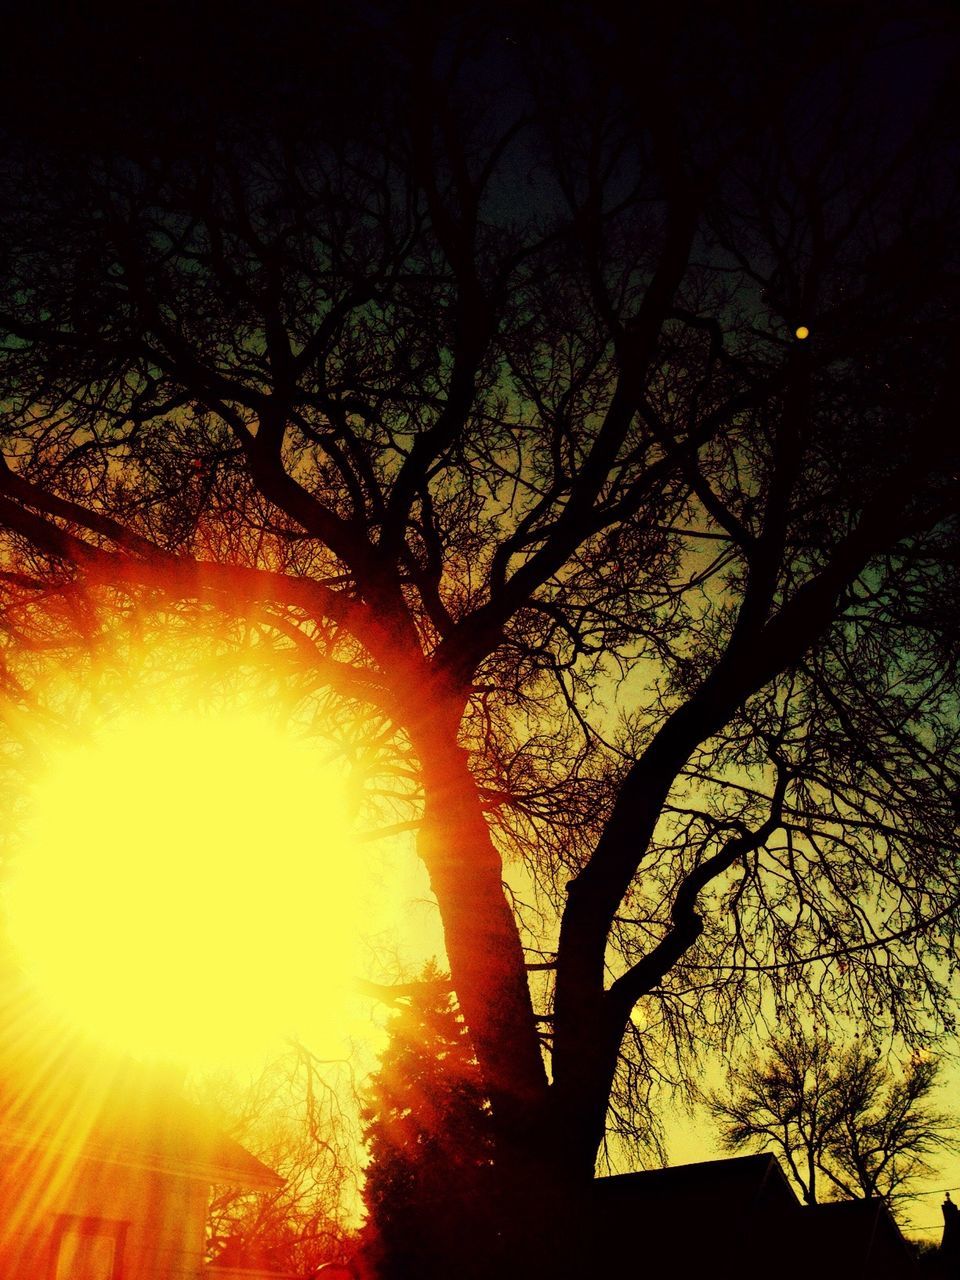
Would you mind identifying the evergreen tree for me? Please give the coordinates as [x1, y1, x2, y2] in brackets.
[360, 962, 495, 1280]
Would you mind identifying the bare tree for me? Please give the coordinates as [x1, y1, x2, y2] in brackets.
[707, 1033, 957, 1210]
[195, 1046, 357, 1277]
[0, 4, 958, 1274]
[824, 1050, 957, 1207]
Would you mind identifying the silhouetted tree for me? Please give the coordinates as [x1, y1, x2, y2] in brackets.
[0, 5, 958, 1275]
[359, 963, 494, 1280]
[196, 1047, 356, 1277]
[707, 1032, 956, 1210]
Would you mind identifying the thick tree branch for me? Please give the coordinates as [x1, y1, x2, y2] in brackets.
[607, 767, 789, 1020]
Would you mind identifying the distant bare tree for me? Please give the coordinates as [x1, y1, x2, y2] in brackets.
[707, 1032, 957, 1210]
[196, 1046, 357, 1276]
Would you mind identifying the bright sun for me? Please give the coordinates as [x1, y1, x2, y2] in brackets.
[3, 707, 374, 1068]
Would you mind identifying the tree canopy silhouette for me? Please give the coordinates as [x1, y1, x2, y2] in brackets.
[707, 1032, 957, 1211]
[197, 1047, 356, 1276]
[360, 962, 494, 1280]
[0, 3, 958, 1275]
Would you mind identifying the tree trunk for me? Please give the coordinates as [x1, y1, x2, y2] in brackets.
[406, 699, 549, 1140]
[404, 697, 610, 1278]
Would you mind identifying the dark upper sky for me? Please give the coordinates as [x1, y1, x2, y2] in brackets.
[1, 2, 956, 161]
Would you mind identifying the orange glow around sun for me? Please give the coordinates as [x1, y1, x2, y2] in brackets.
[3, 706, 373, 1068]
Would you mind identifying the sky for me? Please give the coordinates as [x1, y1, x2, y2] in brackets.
[0, 2, 957, 1264]
[1, 702, 443, 1071]
[3, 688, 954, 1244]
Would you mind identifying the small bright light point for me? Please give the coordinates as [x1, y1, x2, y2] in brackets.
[795, 325, 810, 340]
[4, 709, 368, 1068]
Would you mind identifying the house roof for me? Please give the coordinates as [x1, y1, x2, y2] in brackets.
[596, 1151, 799, 1212]
[800, 1198, 915, 1271]
[0, 973, 282, 1190]
[593, 1155, 915, 1280]
[592, 1154, 801, 1276]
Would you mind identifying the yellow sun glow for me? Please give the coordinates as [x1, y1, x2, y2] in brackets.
[4, 708, 371, 1068]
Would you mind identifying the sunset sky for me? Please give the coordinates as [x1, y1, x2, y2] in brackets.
[0, 5, 958, 1276]
[1, 679, 956, 1243]
[2, 692, 440, 1068]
